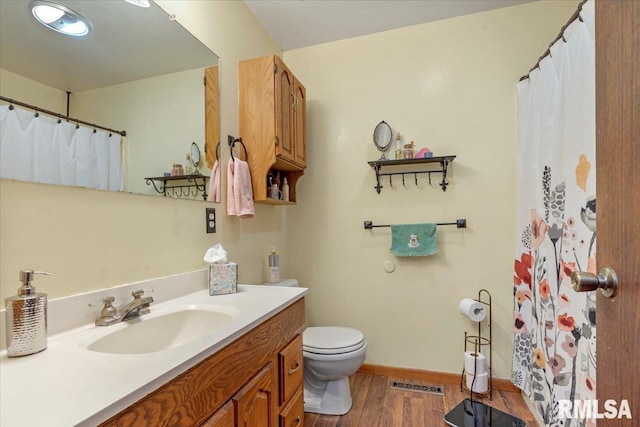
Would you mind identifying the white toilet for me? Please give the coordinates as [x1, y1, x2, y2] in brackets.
[263, 279, 367, 415]
[302, 326, 367, 415]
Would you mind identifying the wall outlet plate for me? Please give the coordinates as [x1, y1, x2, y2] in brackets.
[206, 208, 216, 233]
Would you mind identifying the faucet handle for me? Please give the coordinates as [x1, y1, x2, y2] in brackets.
[89, 296, 115, 306]
[89, 296, 117, 318]
[131, 289, 153, 299]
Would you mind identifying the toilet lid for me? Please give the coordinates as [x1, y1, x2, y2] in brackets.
[303, 327, 365, 355]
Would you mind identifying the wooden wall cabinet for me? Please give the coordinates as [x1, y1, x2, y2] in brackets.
[239, 55, 306, 204]
[99, 299, 305, 427]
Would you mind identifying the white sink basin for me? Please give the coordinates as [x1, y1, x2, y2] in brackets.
[79, 305, 238, 354]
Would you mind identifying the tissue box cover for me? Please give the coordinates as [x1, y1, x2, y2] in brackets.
[208, 262, 238, 295]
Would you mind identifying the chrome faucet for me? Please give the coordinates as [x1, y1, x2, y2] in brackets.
[90, 289, 154, 326]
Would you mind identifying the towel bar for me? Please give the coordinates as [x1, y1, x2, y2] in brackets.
[363, 219, 466, 229]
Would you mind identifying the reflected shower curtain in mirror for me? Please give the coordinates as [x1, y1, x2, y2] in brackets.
[512, 1, 595, 426]
[0, 105, 123, 191]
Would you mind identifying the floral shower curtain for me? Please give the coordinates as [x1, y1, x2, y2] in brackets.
[511, 1, 595, 426]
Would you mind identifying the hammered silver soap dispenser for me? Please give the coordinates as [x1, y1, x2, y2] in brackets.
[5, 270, 52, 357]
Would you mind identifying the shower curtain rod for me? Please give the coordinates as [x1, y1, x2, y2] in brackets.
[0, 95, 127, 136]
[519, 0, 588, 82]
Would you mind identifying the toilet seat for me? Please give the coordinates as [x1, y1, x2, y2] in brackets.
[303, 326, 366, 355]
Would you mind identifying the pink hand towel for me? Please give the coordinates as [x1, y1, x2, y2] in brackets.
[233, 158, 255, 218]
[206, 159, 220, 203]
[227, 158, 236, 216]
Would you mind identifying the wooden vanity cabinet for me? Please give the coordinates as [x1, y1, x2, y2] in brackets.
[233, 363, 277, 427]
[99, 298, 305, 427]
[279, 389, 304, 427]
[201, 401, 234, 427]
[239, 55, 306, 204]
[279, 334, 303, 405]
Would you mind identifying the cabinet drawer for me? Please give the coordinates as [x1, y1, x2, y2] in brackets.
[279, 389, 304, 427]
[279, 334, 303, 405]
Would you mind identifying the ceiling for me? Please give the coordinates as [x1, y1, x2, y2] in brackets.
[0, 0, 218, 92]
[244, 0, 538, 51]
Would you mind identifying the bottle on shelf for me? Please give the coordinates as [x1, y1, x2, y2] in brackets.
[394, 133, 402, 159]
[282, 177, 289, 201]
[185, 154, 193, 175]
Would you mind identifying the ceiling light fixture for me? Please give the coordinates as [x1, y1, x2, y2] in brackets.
[124, 0, 151, 7]
[29, 0, 92, 37]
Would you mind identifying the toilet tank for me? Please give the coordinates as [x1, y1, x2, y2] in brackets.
[262, 279, 299, 287]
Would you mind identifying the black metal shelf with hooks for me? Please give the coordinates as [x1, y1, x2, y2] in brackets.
[367, 155, 456, 193]
[145, 174, 209, 200]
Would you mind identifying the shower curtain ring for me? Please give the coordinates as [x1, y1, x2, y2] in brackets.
[57, 114, 62, 124]
[34, 107, 39, 118]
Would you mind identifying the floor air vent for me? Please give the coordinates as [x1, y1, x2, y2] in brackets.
[390, 380, 444, 395]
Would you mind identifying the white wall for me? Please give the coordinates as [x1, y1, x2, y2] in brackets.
[0, 68, 66, 112]
[0, 0, 284, 301]
[284, 0, 578, 378]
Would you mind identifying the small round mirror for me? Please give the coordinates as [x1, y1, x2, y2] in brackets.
[373, 121, 393, 160]
[190, 142, 200, 169]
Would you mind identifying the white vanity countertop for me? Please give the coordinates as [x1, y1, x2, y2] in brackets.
[0, 283, 308, 427]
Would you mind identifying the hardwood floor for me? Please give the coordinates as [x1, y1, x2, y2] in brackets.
[304, 372, 538, 427]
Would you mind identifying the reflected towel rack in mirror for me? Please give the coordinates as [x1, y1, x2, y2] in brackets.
[145, 175, 209, 200]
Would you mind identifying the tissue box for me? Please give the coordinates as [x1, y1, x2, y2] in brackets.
[208, 262, 238, 295]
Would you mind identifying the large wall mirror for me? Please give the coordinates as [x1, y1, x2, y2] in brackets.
[0, 0, 220, 200]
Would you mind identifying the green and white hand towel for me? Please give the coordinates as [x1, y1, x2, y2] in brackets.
[390, 223, 438, 256]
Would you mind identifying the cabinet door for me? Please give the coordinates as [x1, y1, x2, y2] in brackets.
[233, 363, 276, 427]
[204, 65, 220, 170]
[200, 401, 234, 427]
[293, 80, 306, 168]
[275, 57, 295, 164]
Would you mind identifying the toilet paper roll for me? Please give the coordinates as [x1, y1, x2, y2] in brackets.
[459, 298, 486, 322]
[464, 351, 487, 375]
[466, 372, 489, 393]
